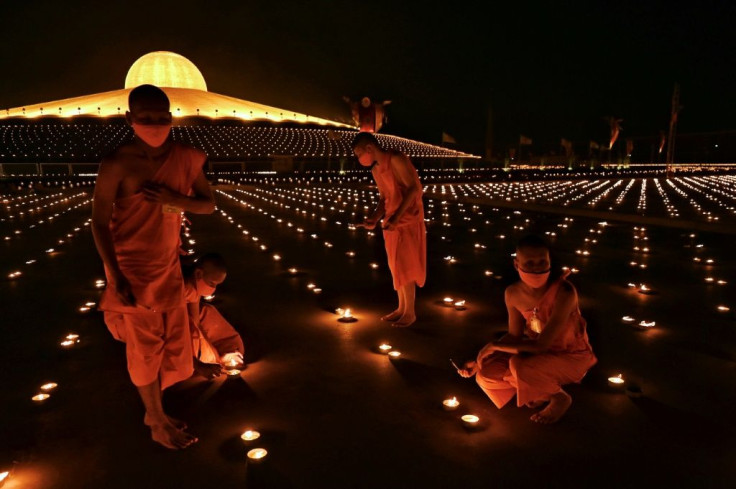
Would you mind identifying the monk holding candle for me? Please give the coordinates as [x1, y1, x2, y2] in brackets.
[92, 84, 215, 449]
[352, 132, 426, 327]
[183, 252, 245, 379]
[458, 235, 597, 423]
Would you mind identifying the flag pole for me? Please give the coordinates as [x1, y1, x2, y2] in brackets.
[665, 83, 680, 177]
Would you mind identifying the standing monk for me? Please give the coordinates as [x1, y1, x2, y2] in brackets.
[458, 235, 597, 423]
[352, 132, 426, 327]
[92, 84, 215, 448]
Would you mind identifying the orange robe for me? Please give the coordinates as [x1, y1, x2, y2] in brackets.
[476, 274, 597, 408]
[100, 143, 206, 390]
[373, 150, 426, 290]
[184, 280, 245, 364]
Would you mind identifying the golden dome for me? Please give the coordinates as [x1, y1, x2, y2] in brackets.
[124, 51, 207, 91]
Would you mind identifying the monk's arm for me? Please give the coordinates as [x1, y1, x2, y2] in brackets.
[187, 300, 201, 329]
[477, 289, 525, 361]
[174, 170, 215, 214]
[386, 154, 421, 224]
[362, 192, 386, 227]
[91, 160, 123, 276]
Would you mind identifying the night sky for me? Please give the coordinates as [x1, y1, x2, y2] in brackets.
[1, 0, 734, 155]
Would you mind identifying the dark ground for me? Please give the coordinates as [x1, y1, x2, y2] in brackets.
[1, 177, 735, 489]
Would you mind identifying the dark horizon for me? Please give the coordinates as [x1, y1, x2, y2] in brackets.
[1, 1, 734, 156]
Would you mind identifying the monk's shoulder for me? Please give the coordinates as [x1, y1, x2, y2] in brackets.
[174, 142, 207, 165]
[99, 145, 137, 175]
[504, 282, 522, 303]
[556, 279, 578, 303]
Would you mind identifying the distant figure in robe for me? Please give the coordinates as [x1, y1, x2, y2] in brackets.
[182, 252, 245, 380]
[352, 132, 426, 327]
[342, 96, 391, 133]
[92, 84, 215, 449]
[458, 235, 597, 423]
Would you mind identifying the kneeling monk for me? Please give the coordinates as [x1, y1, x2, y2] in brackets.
[183, 252, 245, 379]
[93, 84, 215, 448]
[352, 132, 426, 327]
[458, 234, 597, 423]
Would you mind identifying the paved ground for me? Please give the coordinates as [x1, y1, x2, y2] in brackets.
[1, 176, 735, 488]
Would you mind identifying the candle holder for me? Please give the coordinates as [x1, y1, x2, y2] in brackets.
[240, 430, 261, 443]
[461, 414, 480, 429]
[336, 308, 357, 323]
[378, 344, 392, 354]
[454, 300, 467, 311]
[247, 448, 268, 464]
[608, 374, 625, 388]
[442, 397, 460, 411]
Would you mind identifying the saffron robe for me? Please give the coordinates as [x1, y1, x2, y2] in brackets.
[476, 273, 597, 408]
[184, 280, 245, 364]
[100, 143, 206, 389]
[373, 151, 426, 290]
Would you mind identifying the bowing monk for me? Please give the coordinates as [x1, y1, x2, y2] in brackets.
[92, 84, 215, 449]
[183, 252, 245, 380]
[352, 132, 426, 327]
[458, 234, 597, 423]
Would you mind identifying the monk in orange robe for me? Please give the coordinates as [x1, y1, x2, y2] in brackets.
[458, 234, 597, 423]
[182, 252, 244, 379]
[92, 84, 215, 449]
[352, 132, 426, 327]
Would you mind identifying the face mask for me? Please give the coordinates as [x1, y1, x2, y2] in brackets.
[195, 277, 216, 297]
[518, 269, 550, 289]
[358, 152, 375, 168]
[131, 123, 171, 148]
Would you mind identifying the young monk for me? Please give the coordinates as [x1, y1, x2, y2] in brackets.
[352, 132, 426, 327]
[183, 252, 245, 380]
[458, 234, 597, 423]
[92, 84, 215, 449]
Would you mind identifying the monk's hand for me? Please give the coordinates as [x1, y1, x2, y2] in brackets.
[477, 343, 497, 363]
[382, 216, 397, 231]
[113, 272, 136, 307]
[142, 182, 180, 205]
[458, 361, 477, 378]
[194, 359, 223, 380]
[358, 218, 377, 230]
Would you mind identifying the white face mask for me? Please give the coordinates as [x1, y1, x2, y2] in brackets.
[131, 122, 171, 148]
[195, 277, 216, 297]
[517, 268, 550, 288]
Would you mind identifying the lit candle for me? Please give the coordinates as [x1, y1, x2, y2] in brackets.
[717, 305, 730, 313]
[346, 251, 356, 257]
[637, 321, 656, 329]
[32, 393, 50, 402]
[240, 430, 261, 442]
[461, 414, 480, 428]
[621, 316, 636, 324]
[454, 300, 466, 311]
[203, 294, 215, 302]
[442, 397, 460, 411]
[388, 351, 402, 359]
[378, 344, 392, 354]
[608, 374, 625, 386]
[370, 262, 379, 270]
[484, 270, 493, 276]
[272, 254, 281, 261]
[247, 448, 268, 463]
[337, 308, 356, 322]
[288, 267, 298, 275]
[443, 297, 454, 306]
[226, 369, 241, 377]
[40, 382, 58, 391]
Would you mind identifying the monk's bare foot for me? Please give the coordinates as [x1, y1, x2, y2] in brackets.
[145, 413, 187, 430]
[530, 391, 572, 424]
[150, 421, 198, 449]
[526, 400, 547, 409]
[381, 309, 403, 322]
[392, 313, 416, 328]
